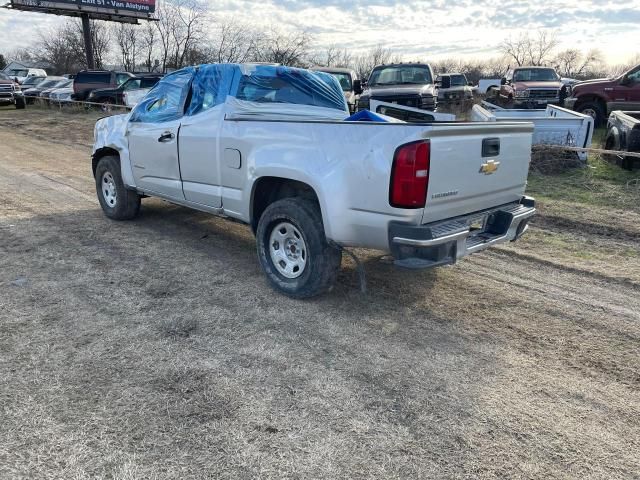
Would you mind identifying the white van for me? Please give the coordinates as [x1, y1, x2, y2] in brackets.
[5, 67, 48, 84]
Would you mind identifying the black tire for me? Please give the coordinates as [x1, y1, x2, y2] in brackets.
[256, 198, 342, 298]
[14, 96, 26, 109]
[604, 130, 620, 164]
[576, 101, 605, 127]
[94, 155, 141, 220]
[100, 98, 115, 112]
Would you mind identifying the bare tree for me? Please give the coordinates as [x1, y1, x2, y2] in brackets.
[171, 0, 207, 69]
[114, 23, 140, 72]
[527, 30, 559, 66]
[154, 0, 207, 72]
[33, 30, 81, 74]
[554, 48, 602, 78]
[154, 0, 174, 72]
[500, 30, 558, 67]
[253, 27, 312, 67]
[140, 22, 158, 72]
[308, 45, 353, 68]
[7, 47, 35, 63]
[210, 20, 262, 64]
[608, 53, 640, 77]
[32, 19, 109, 73]
[500, 33, 529, 67]
[353, 44, 401, 81]
[482, 56, 510, 78]
[432, 58, 460, 74]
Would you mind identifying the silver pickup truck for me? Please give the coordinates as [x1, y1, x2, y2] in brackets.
[92, 63, 536, 298]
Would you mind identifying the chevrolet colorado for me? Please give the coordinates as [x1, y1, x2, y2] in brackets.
[92, 63, 536, 298]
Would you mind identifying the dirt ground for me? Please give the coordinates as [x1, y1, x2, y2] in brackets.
[0, 107, 639, 479]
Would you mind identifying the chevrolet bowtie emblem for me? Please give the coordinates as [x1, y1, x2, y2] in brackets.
[479, 159, 500, 175]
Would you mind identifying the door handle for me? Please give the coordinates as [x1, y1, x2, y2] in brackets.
[158, 131, 175, 142]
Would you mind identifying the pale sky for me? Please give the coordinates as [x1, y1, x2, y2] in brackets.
[0, 0, 638, 64]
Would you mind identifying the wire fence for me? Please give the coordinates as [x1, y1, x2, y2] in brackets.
[27, 97, 133, 112]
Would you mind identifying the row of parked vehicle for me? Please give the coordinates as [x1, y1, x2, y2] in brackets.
[4, 61, 639, 127]
[0, 68, 164, 109]
[313, 62, 640, 128]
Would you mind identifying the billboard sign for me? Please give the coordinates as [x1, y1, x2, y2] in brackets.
[10, 0, 155, 19]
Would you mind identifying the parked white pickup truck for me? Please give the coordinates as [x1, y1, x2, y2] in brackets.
[92, 64, 536, 298]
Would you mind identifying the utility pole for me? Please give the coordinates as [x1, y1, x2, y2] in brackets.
[81, 13, 95, 69]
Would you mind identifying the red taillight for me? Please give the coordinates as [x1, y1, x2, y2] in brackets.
[389, 140, 430, 208]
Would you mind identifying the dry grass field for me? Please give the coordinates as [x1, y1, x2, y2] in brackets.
[0, 107, 639, 479]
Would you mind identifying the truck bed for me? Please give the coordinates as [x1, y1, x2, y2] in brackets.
[472, 103, 594, 162]
[220, 117, 534, 250]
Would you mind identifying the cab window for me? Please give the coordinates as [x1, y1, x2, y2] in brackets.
[116, 73, 131, 86]
[130, 68, 194, 123]
[626, 67, 640, 84]
[122, 79, 142, 90]
[186, 64, 232, 115]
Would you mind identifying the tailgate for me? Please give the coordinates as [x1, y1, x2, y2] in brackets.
[421, 123, 533, 224]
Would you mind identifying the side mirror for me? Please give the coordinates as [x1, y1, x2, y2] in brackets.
[500, 78, 507, 85]
[353, 79, 363, 95]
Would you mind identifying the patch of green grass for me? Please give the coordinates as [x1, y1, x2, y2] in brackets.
[526, 128, 640, 211]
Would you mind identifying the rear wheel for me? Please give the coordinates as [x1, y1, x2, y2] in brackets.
[256, 198, 342, 298]
[94, 155, 141, 220]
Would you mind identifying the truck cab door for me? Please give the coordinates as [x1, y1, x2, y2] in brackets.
[175, 64, 234, 209]
[127, 68, 194, 200]
[128, 119, 182, 199]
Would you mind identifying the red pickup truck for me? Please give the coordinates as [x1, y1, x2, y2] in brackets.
[565, 64, 640, 126]
[499, 66, 563, 108]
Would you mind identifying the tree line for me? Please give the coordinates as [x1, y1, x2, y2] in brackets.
[3, 0, 638, 83]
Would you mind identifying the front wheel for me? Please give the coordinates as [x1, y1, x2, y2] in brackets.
[256, 198, 342, 298]
[576, 101, 605, 127]
[95, 155, 141, 220]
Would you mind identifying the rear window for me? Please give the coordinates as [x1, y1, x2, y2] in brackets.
[76, 72, 111, 84]
[141, 77, 161, 88]
[236, 67, 347, 111]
